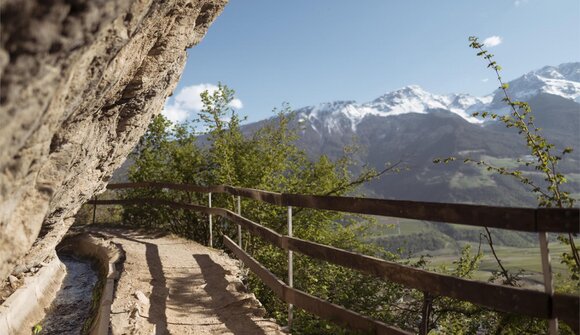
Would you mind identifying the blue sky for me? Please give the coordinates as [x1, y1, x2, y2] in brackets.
[163, 0, 580, 123]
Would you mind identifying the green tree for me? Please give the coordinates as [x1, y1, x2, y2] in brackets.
[121, 80, 571, 334]
[123, 84, 417, 334]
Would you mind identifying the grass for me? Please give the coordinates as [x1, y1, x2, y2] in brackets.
[446, 155, 526, 190]
[479, 155, 522, 169]
[565, 173, 580, 184]
[449, 172, 496, 189]
[417, 240, 579, 284]
[362, 215, 578, 286]
[362, 214, 578, 289]
[363, 216, 433, 236]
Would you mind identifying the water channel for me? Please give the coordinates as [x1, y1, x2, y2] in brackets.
[40, 254, 99, 334]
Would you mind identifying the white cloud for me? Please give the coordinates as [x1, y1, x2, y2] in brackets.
[229, 98, 244, 109]
[483, 36, 502, 48]
[162, 104, 189, 123]
[482, 78, 489, 83]
[514, 0, 528, 7]
[162, 83, 243, 123]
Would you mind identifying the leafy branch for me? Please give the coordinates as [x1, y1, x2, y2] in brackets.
[482, 227, 520, 286]
[434, 37, 579, 283]
[467, 36, 579, 278]
[467, 36, 574, 209]
[322, 160, 406, 197]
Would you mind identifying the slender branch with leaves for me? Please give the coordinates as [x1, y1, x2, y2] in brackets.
[436, 36, 579, 283]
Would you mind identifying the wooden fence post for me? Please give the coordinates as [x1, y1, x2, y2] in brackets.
[538, 232, 558, 334]
[288, 205, 294, 329]
[237, 195, 242, 247]
[92, 195, 97, 225]
[420, 292, 432, 335]
[208, 192, 213, 248]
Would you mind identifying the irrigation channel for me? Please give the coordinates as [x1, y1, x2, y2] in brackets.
[40, 254, 99, 334]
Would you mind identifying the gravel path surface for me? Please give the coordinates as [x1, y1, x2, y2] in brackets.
[95, 228, 283, 335]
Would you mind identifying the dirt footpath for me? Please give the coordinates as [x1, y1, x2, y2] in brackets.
[94, 228, 283, 335]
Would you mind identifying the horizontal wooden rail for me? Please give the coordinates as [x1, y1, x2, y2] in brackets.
[88, 197, 580, 328]
[553, 293, 580, 329]
[219, 208, 285, 249]
[224, 236, 411, 335]
[88, 198, 220, 215]
[107, 182, 223, 193]
[90, 198, 285, 248]
[104, 182, 579, 233]
[286, 237, 549, 319]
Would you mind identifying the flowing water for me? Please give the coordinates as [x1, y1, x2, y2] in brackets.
[40, 254, 99, 334]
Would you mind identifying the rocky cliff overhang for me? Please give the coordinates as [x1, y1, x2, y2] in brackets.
[0, 0, 227, 279]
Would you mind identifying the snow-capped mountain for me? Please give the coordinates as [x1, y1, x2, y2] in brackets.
[296, 62, 580, 134]
[488, 62, 580, 110]
[365, 85, 491, 121]
[297, 86, 489, 133]
[274, 62, 580, 206]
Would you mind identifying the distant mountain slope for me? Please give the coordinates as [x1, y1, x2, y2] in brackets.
[242, 62, 580, 207]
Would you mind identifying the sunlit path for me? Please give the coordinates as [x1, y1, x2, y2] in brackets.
[93, 227, 283, 335]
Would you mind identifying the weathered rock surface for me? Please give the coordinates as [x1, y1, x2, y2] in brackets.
[0, 0, 227, 280]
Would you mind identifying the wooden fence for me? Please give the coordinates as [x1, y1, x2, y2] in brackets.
[90, 182, 580, 334]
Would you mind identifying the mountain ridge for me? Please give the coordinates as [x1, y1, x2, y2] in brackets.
[293, 62, 580, 134]
[251, 62, 580, 207]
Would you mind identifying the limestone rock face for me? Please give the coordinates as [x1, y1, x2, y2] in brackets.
[0, 0, 227, 279]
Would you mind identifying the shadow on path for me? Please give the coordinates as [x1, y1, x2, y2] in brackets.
[107, 231, 169, 335]
[193, 254, 268, 335]
[146, 241, 168, 335]
[97, 228, 278, 334]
